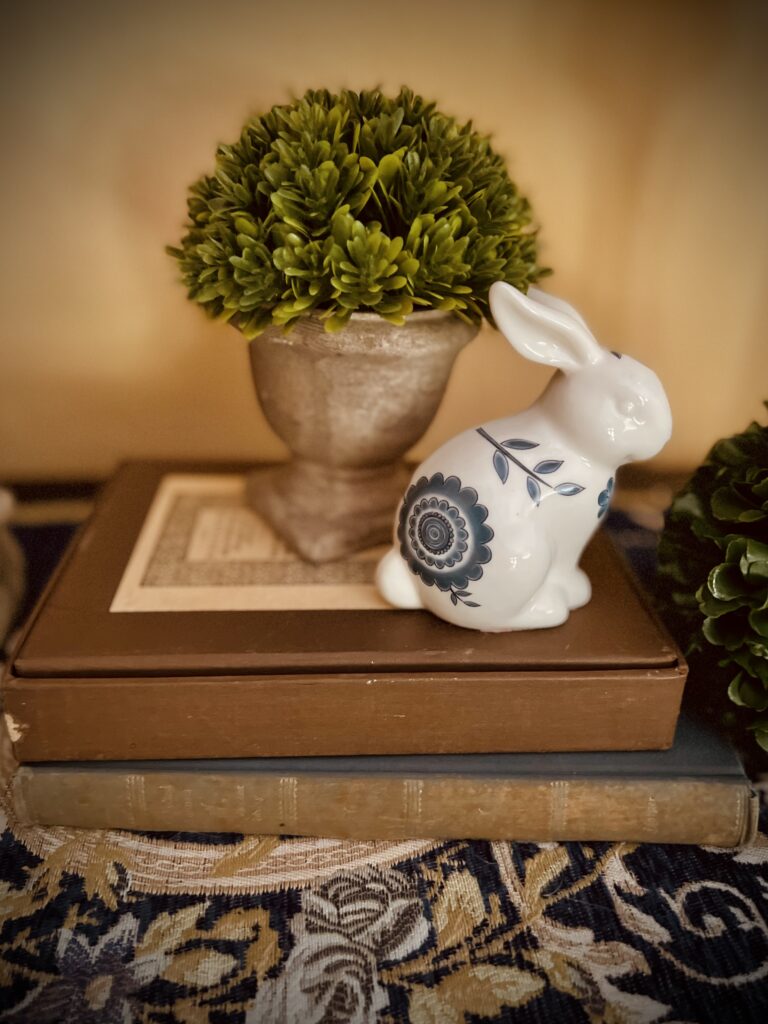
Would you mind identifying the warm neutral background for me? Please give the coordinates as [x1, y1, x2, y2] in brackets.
[1, 0, 766, 480]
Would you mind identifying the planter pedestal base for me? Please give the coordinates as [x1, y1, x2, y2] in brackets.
[246, 460, 411, 563]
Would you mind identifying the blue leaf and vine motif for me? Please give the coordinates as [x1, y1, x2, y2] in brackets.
[597, 476, 614, 518]
[397, 473, 493, 608]
[477, 428, 585, 507]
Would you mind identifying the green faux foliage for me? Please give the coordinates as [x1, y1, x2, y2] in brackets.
[167, 88, 548, 337]
[657, 410, 768, 752]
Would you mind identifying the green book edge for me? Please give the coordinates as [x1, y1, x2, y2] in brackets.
[30, 713, 747, 782]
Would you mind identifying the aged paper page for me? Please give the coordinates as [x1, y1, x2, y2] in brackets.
[110, 474, 392, 612]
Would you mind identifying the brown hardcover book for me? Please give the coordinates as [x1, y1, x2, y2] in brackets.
[9, 716, 756, 847]
[2, 462, 687, 761]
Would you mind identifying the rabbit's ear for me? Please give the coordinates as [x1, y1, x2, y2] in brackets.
[527, 286, 592, 334]
[489, 282, 602, 372]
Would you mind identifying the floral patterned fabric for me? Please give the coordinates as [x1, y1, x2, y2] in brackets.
[2, 495, 768, 1022]
[1, 811, 767, 1023]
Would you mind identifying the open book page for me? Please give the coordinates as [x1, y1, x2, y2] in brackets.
[110, 474, 391, 612]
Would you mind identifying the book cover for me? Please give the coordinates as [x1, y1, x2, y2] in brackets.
[10, 715, 756, 847]
[3, 462, 687, 760]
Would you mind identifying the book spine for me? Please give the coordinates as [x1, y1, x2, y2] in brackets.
[11, 769, 758, 847]
[4, 666, 687, 760]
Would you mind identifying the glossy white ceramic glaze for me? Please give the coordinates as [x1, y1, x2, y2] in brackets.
[376, 283, 672, 631]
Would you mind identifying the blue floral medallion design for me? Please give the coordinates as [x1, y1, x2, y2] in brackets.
[398, 473, 493, 607]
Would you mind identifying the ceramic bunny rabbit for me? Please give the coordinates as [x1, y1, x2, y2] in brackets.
[375, 282, 672, 631]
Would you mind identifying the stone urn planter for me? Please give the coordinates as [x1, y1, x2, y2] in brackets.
[168, 89, 549, 563]
[245, 311, 477, 562]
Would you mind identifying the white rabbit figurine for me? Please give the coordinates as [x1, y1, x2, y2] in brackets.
[375, 282, 672, 631]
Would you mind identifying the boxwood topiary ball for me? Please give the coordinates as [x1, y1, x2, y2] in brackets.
[658, 410, 768, 752]
[167, 87, 548, 338]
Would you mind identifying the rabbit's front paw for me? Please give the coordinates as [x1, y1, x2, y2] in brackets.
[556, 567, 591, 610]
[508, 582, 570, 630]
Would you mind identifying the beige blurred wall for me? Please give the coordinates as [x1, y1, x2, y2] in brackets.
[1, 0, 766, 479]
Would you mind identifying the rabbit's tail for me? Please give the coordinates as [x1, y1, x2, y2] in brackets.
[375, 547, 423, 610]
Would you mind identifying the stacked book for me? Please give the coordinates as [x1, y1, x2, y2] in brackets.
[2, 463, 757, 846]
